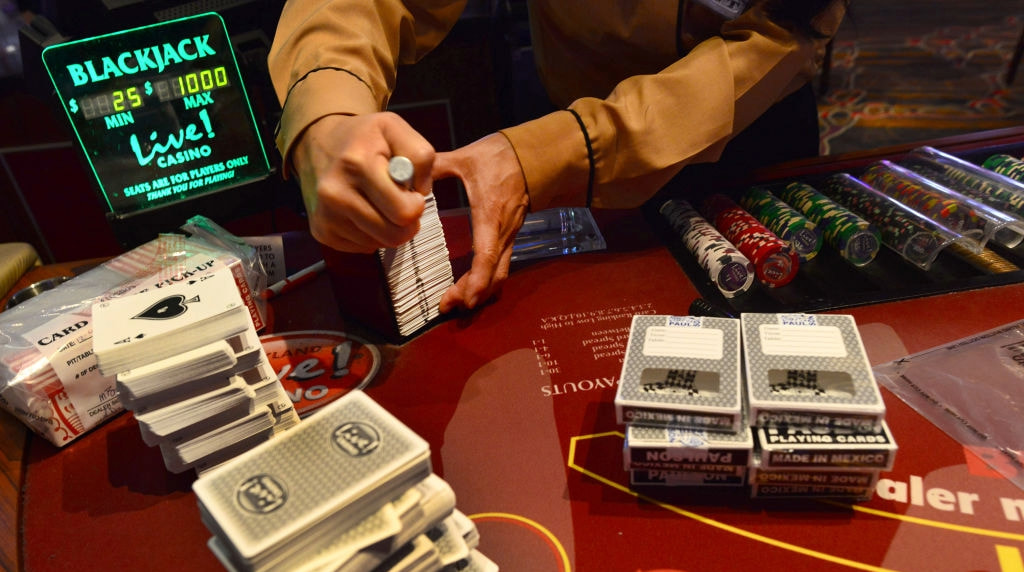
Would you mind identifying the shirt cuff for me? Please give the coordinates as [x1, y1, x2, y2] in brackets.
[275, 68, 379, 178]
[500, 110, 593, 212]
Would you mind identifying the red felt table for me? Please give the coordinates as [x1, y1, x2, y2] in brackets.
[9, 125, 1024, 571]
[6, 204, 1024, 572]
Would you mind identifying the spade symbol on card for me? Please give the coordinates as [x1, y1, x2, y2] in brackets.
[113, 333, 145, 345]
[133, 294, 200, 320]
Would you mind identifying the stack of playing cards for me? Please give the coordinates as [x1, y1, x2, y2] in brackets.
[92, 266, 299, 475]
[741, 313, 895, 501]
[193, 390, 498, 572]
[379, 194, 455, 338]
[321, 194, 454, 343]
[0, 221, 266, 448]
[615, 315, 753, 488]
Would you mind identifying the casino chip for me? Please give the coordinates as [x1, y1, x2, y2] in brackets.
[702, 194, 799, 288]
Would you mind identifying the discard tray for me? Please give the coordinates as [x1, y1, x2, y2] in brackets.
[649, 136, 1024, 315]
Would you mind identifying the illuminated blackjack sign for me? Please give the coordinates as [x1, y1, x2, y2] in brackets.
[42, 12, 270, 219]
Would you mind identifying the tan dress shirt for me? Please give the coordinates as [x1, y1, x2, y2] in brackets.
[268, 0, 844, 212]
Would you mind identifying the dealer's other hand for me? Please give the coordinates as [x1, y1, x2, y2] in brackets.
[433, 133, 530, 313]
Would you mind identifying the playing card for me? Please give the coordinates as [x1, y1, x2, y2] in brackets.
[449, 510, 479, 552]
[116, 339, 237, 402]
[193, 390, 432, 570]
[93, 267, 252, 375]
[117, 333, 268, 413]
[135, 370, 292, 447]
[441, 550, 499, 572]
[161, 406, 276, 473]
[295, 473, 456, 572]
[427, 514, 471, 567]
[192, 408, 301, 477]
[372, 534, 439, 572]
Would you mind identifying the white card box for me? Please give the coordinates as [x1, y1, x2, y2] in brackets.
[754, 420, 897, 471]
[740, 313, 885, 431]
[623, 421, 753, 472]
[614, 315, 743, 432]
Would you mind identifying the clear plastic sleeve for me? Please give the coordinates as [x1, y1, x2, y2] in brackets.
[821, 173, 975, 271]
[873, 319, 1024, 493]
[510, 207, 606, 262]
[901, 146, 1024, 248]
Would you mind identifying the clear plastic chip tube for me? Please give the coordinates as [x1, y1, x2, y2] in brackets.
[901, 146, 1024, 248]
[821, 173, 973, 271]
[861, 160, 1019, 251]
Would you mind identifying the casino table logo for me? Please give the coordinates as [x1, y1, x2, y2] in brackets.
[260, 330, 380, 416]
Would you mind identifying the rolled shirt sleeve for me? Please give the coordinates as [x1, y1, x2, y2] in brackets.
[267, 0, 467, 176]
[501, 2, 844, 211]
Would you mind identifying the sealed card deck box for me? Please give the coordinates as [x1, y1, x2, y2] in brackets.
[754, 421, 897, 471]
[623, 415, 753, 472]
[614, 315, 744, 432]
[740, 313, 885, 431]
[749, 456, 881, 490]
[629, 469, 747, 487]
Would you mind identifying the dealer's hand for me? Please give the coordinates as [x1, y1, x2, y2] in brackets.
[292, 112, 435, 252]
[433, 133, 530, 312]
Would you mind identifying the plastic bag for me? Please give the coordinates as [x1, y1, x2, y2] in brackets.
[0, 216, 267, 446]
[873, 320, 1024, 492]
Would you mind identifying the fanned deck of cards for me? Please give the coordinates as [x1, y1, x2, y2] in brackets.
[379, 195, 454, 338]
[91, 265, 300, 475]
[193, 390, 498, 572]
[616, 313, 896, 501]
[322, 194, 454, 343]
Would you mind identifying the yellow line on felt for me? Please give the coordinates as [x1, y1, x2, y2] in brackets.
[568, 432, 897, 571]
[466, 512, 572, 572]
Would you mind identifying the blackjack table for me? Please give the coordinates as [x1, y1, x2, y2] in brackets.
[4, 127, 1024, 572]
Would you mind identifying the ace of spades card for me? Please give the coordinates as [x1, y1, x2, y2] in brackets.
[92, 268, 253, 376]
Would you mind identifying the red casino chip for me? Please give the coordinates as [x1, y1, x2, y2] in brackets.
[260, 330, 381, 416]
